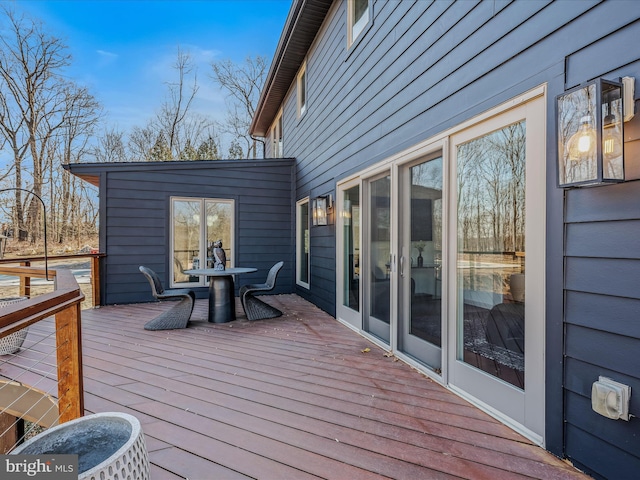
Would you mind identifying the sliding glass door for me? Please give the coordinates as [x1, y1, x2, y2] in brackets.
[398, 153, 443, 371]
[171, 197, 234, 287]
[336, 90, 546, 442]
[447, 95, 545, 441]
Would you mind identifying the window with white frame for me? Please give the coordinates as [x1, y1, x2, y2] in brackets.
[271, 110, 284, 158]
[348, 0, 370, 46]
[296, 198, 310, 288]
[297, 62, 307, 118]
[171, 197, 234, 287]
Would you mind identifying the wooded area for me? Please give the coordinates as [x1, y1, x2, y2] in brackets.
[0, 7, 266, 248]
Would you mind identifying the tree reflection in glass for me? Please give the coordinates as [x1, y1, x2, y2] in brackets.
[456, 121, 526, 389]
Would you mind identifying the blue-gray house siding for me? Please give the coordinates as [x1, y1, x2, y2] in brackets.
[66, 159, 296, 306]
[252, 1, 640, 478]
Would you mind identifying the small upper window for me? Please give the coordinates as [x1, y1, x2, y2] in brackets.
[271, 110, 283, 158]
[297, 63, 307, 118]
[348, 0, 370, 45]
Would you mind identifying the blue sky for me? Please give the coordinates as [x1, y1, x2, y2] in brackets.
[7, 0, 292, 133]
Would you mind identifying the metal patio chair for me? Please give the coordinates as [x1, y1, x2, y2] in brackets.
[139, 266, 195, 330]
[239, 261, 284, 321]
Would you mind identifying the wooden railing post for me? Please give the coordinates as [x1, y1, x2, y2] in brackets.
[19, 261, 31, 298]
[91, 255, 100, 307]
[55, 302, 84, 423]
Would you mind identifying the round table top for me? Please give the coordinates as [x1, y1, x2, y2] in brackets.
[184, 267, 257, 276]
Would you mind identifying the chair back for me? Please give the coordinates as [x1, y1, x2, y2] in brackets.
[139, 266, 165, 297]
[265, 261, 284, 289]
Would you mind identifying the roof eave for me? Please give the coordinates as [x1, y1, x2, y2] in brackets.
[250, 0, 333, 137]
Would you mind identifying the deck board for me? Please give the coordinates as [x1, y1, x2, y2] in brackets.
[1, 294, 590, 479]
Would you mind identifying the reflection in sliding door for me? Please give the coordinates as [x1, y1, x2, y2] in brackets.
[456, 121, 526, 389]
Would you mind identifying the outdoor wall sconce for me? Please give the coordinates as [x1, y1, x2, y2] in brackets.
[557, 76, 635, 187]
[312, 194, 332, 226]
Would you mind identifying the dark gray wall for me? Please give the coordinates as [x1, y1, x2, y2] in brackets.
[563, 124, 640, 478]
[271, 0, 640, 477]
[69, 159, 296, 305]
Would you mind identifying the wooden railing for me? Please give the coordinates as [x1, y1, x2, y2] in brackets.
[0, 253, 103, 307]
[0, 266, 85, 424]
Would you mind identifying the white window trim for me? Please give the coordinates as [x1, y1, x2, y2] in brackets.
[348, 0, 371, 47]
[297, 62, 307, 119]
[296, 197, 310, 288]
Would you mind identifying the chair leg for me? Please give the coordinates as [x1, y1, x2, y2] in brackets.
[144, 297, 193, 330]
[242, 294, 282, 321]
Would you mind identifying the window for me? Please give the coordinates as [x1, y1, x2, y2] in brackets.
[296, 198, 310, 288]
[297, 62, 307, 118]
[171, 197, 234, 287]
[348, 0, 370, 46]
[271, 110, 284, 158]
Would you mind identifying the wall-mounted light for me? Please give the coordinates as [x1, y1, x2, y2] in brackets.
[312, 194, 332, 226]
[557, 77, 634, 187]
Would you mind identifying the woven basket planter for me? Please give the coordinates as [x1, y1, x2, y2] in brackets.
[11, 412, 150, 480]
[0, 297, 29, 355]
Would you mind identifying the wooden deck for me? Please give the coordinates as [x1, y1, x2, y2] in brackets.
[6, 294, 589, 479]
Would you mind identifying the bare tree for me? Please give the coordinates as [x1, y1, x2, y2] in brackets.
[128, 122, 156, 161]
[211, 56, 267, 159]
[124, 48, 212, 162]
[0, 7, 100, 244]
[52, 86, 101, 243]
[157, 47, 199, 159]
[92, 127, 127, 163]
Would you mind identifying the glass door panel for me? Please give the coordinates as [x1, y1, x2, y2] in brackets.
[173, 200, 201, 284]
[399, 155, 443, 370]
[205, 200, 233, 269]
[448, 94, 545, 442]
[365, 174, 391, 342]
[342, 186, 360, 311]
[456, 121, 526, 389]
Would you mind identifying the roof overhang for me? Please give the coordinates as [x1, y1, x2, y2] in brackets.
[250, 0, 333, 137]
[64, 158, 296, 188]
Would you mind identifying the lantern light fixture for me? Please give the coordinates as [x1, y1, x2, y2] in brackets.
[312, 194, 332, 226]
[557, 76, 634, 188]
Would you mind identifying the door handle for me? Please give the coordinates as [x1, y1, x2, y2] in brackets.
[400, 255, 405, 278]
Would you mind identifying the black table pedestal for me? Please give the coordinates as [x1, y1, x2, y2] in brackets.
[208, 275, 236, 323]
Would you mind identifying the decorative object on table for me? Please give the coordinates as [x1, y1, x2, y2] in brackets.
[240, 261, 284, 321]
[0, 297, 29, 355]
[415, 240, 426, 268]
[11, 411, 150, 480]
[212, 239, 226, 271]
[139, 266, 195, 330]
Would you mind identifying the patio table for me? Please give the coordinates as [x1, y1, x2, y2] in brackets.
[184, 267, 257, 323]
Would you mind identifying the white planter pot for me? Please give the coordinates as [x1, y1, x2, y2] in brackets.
[11, 412, 150, 480]
[0, 297, 29, 355]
